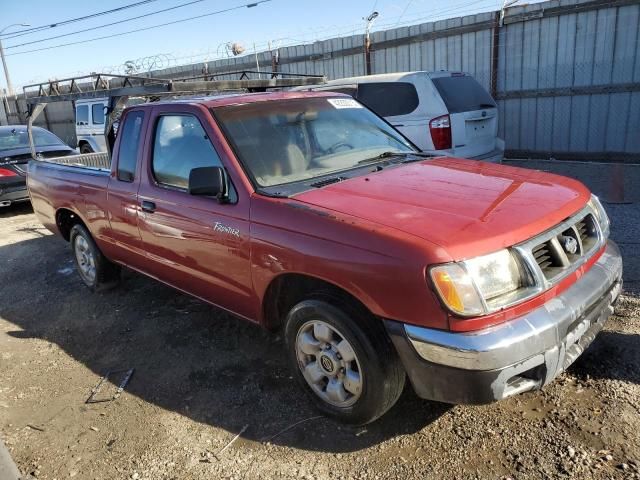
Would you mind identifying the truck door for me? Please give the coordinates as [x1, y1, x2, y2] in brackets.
[90, 101, 108, 152]
[75, 103, 90, 147]
[102, 108, 149, 270]
[136, 105, 254, 320]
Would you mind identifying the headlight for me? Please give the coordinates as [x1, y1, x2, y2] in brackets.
[588, 194, 610, 238]
[430, 249, 530, 317]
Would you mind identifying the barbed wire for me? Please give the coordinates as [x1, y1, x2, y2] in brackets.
[14, 0, 505, 86]
[16, 1, 631, 88]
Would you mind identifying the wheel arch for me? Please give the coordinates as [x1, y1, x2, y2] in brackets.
[55, 207, 88, 241]
[261, 272, 380, 331]
[77, 138, 98, 152]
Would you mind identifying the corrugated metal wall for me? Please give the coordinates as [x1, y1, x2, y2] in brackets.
[366, 13, 495, 91]
[1, 0, 638, 160]
[496, 0, 640, 160]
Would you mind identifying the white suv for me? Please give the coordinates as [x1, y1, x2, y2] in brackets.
[300, 71, 504, 163]
[75, 97, 109, 153]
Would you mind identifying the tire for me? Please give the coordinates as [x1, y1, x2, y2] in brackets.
[285, 293, 405, 425]
[80, 144, 93, 154]
[70, 224, 120, 292]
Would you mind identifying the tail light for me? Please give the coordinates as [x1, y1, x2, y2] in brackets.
[429, 114, 452, 150]
[0, 168, 17, 177]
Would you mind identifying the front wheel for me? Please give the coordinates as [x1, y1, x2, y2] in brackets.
[70, 224, 120, 292]
[285, 296, 405, 425]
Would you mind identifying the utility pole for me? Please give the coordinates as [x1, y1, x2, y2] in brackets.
[0, 24, 30, 97]
[269, 41, 279, 77]
[0, 23, 30, 119]
[364, 11, 378, 76]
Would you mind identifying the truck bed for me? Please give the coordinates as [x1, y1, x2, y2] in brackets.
[38, 151, 111, 170]
[27, 156, 111, 239]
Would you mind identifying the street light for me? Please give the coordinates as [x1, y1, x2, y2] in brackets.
[0, 23, 31, 97]
[363, 11, 378, 75]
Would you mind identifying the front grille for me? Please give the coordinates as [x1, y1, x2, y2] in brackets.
[528, 213, 600, 282]
[576, 220, 588, 243]
[532, 241, 554, 272]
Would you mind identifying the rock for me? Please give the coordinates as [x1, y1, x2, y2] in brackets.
[568, 446, 576, 458]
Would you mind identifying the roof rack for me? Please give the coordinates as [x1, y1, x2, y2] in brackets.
[24, 70, 327, 162]
[23, 71, 326, 104]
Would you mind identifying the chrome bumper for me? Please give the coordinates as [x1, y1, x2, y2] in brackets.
[387, 240, 622, 404]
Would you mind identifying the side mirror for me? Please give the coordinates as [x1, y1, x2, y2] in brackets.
[188, 166, 228, 202]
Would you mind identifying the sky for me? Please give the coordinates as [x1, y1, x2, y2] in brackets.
[0, 0, 509, 89]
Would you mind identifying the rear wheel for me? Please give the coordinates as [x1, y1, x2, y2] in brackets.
[285, 295, 405, 424]
[80, 143, 93, 154]
[70, 224, 120, 291]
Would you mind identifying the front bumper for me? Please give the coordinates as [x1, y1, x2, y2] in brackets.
[386, 240, 623, 404]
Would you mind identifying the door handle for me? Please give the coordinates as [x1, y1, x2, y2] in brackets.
[141, 200, 156, 213]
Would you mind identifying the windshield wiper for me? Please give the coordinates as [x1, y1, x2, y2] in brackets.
[357, 151, 410, 164]
[400, 152, 436, 163]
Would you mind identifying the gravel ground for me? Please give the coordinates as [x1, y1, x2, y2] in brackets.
[0, 183, 639, 479]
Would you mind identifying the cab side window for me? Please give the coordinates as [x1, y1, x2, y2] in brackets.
[152, 114, 223, 190]
[92, 104, 105, 125]
[76, 105, 89, 126]
[116, 111, 145, 182]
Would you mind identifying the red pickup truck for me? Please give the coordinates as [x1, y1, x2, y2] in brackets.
[28, 91, 622, 424]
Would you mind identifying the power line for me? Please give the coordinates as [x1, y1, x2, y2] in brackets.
[394, 0, 416, 27]
[249, 0, 492, 49]
[131, 0, 496, 65]
[0, 0, 161, 39]
[6, 0, 212, 50]
[6, 0, 273, 57]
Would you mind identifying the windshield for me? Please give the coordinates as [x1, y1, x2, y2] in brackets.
[0, 128, 66, 152]
[215, 97, 416, 187]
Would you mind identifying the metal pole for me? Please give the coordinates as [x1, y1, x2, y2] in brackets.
[490, 11, 500, 99]
[0, 23, 30, 97]
[27, 103, 47, 160]
[364, 28, 371, 76]
[0, 24, 30, 117]
[499, 0, 519, 26]
[254, 43, 261, 79]
[269, 40, 279, 77]
[363, 12, 378, 76]
[0, 87, 10, 119]
[0, 38, 14, 97]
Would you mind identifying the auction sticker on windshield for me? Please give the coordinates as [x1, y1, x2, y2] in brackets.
[327, 98, 362, 109]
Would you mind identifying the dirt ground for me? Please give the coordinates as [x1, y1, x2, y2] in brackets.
[0, 202, 639, 480]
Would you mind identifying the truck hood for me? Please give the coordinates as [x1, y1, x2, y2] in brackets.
[293, 157, 591, 260]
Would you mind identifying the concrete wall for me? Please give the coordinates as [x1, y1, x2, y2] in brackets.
[1, 95, 75, 147]
[1, 0, 638, 161]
